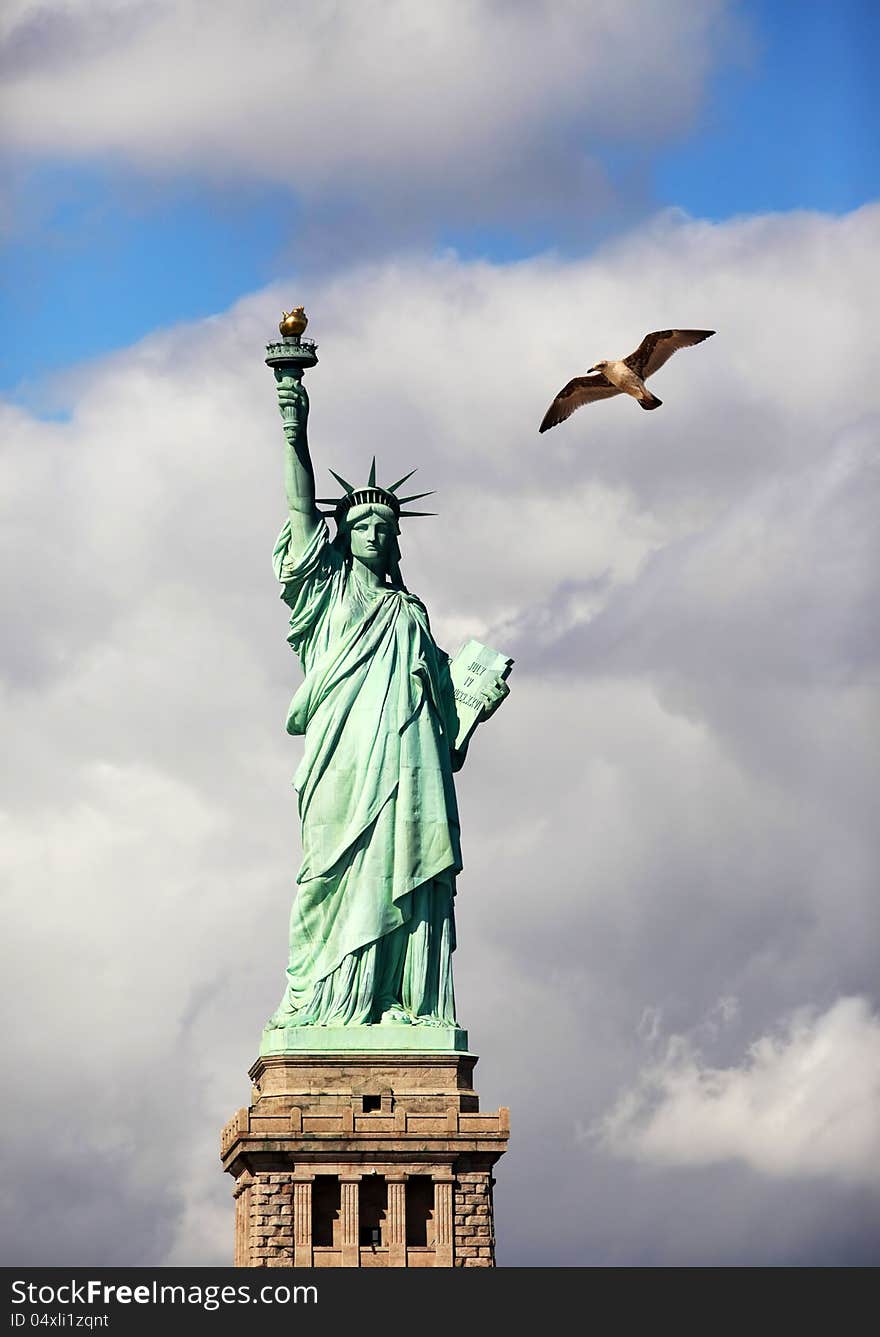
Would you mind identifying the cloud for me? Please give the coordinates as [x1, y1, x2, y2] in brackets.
[594, 996, 880, 1186]
[1, 203, 878, 1264]
[0, 0, 737, 234]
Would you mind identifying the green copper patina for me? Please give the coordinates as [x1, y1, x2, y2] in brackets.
[261, 325, 510, 1054]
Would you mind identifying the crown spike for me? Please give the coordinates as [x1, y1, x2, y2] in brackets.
[328, 469, 355, 494]
[323, 463, 435, 521]
[387, 469, 417, 494]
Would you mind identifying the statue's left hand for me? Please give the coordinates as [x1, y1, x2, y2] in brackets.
[478, 673, 510, 720]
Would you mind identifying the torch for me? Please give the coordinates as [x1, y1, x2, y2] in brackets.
[265, 306, 318, 442]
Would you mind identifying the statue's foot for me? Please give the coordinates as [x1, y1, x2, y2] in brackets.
[265, 1006, 303, 1030]
[379, 1006, 413, 1025]
[412, 1014, 455, 1028]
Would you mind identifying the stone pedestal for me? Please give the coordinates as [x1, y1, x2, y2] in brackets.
[221, 1050, 509, 1268]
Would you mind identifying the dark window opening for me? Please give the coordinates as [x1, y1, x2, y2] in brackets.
[311, 1176, 341, 1249]
[405, 1175, 435, 1247]
[359, 1176, 387, 1247]
[362, 1095, 381, 1112]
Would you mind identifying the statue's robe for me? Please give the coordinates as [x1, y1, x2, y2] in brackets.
[267, 519, 463, 1027]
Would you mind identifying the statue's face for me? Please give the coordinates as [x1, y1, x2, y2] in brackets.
[349, 510, 395, 573]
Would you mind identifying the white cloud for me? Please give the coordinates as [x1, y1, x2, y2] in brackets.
[0, 0, 736, 227]
[1, 203, 879, 1264]
[595, 996, 880, 1186]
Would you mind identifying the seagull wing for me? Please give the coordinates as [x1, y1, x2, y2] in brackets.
[625, 329, 715, 380]
[539, 374, 620, 433]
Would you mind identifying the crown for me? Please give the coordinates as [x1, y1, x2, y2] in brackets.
[316, 458, 436, 523]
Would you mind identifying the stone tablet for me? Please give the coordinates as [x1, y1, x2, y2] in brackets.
[448, 639, 514, 752]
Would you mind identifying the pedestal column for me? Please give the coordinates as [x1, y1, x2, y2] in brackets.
[339, 1175, 361, 1268]
[386, 1176, 407, 1267]
[292, 1177, 313, 1268]
[432, 1174, 455, 1267]
[232, 1172, 254, 1268]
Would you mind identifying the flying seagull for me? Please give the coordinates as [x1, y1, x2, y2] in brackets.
[539, 328, 715, 432]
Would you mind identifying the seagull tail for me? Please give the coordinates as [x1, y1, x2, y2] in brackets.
[639, 392, 662, 411]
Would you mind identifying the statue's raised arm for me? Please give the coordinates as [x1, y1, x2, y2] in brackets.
[279, 377, 321, 554]
[266, 311, 321, 557]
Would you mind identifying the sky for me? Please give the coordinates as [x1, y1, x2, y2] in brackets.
[1, 0, 878, 1269]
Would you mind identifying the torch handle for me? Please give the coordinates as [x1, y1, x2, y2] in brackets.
[273, 366, 308, 448]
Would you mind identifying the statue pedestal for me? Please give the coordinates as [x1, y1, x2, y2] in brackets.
[220, 1050, 509, 1268]
[260, 1023, 469, 1055]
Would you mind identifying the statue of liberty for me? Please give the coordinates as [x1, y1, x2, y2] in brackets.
[264, 330, 510, 1036]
